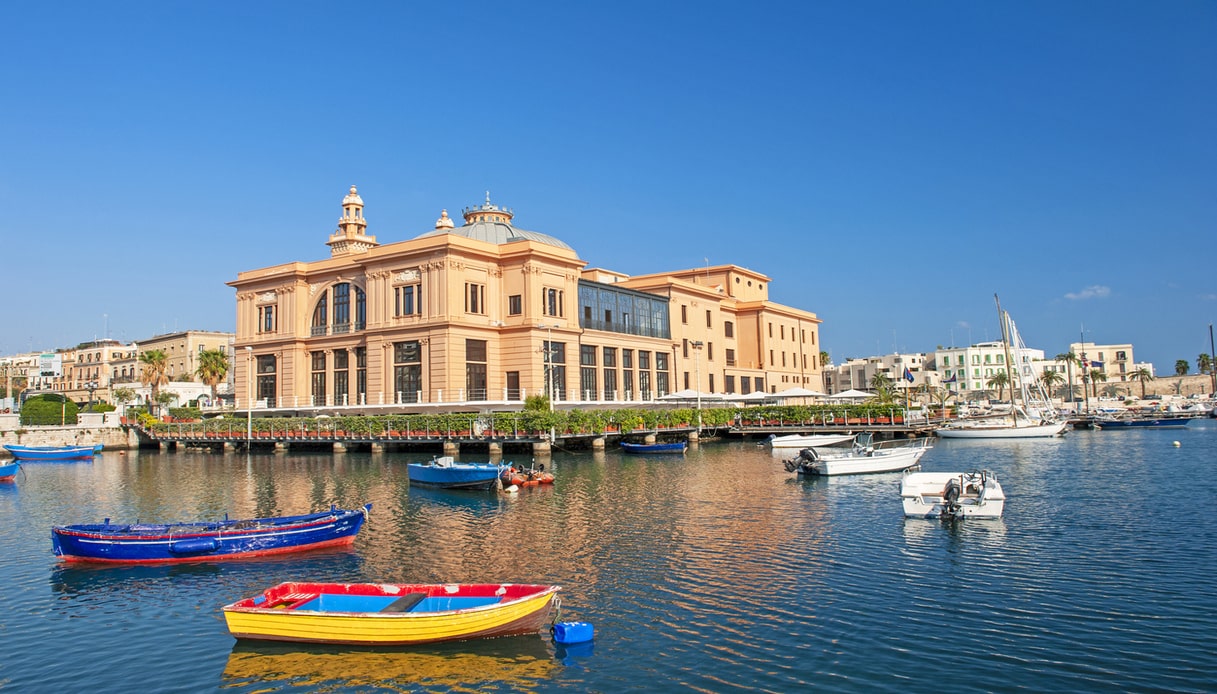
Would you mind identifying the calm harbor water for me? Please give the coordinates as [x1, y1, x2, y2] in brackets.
[2, 421, 1215, 693]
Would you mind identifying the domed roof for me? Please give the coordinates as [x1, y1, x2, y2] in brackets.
[412, 194, 573, 251]
[342, 185, 363, 206]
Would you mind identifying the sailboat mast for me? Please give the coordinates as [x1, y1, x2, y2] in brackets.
[995, 294, 1019, 426]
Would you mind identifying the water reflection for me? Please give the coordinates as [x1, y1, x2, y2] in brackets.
[220, 636, 560, 692]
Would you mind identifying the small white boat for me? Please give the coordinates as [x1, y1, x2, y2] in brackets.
[783, 435, 930, 476]
[901, 470, 1004, 519]
[765, 432, 855, 449]
[936, 418, 1067, 439]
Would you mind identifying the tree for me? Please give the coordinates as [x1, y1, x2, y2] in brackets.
[1128, 367, 1153, 399]
[1089, 369, 1107, 398]
[1039, 369, 1064, 399]
[1198, 353, 1213, 376]
[869, 372, 895, 404]
[1175, 360, 1190, 376]
[819, 351, 831, 368]
[985, 370, 1010, 401]
[20, 393, 78, 426]
[1055, 352, 1078, 401]
[195, 348, 230, 403]
[139, 349, 170, 415]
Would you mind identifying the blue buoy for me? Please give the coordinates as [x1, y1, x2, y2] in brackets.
[552, 621, 594, 644]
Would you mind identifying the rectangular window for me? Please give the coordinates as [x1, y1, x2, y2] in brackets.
[681, 305, 688, 324]
[683, 339, 689, 358]
[638, 351, 650, 370]
[465, 283, 485, 314]
[544, 288, 564, 317]
[395, 285, 422, 317]
[781, 325, 785, 340]
[655, 352, 669, 396]
[602, 347, 617, 367]
[466, 339, 487, 401]
[310, 351, 326, 406]
[724, 321, 734, 338]
[544, 340, 566, 401]
[508, 294, 522, 316]
[709, 373, 715, 392]
[622, 349, 633, 368]
[256, 355, 277, 404]
[705, 310, 712, 328]
[603, 366, 617, 399]
[741, 376, 751, 394]
[768, 322, 773, 338]
[394, 340, 422, 403]
[355, 346, 366, 403]
[708, 342, 714, 361]
[258, 306, 276, 333]
[726, 348, 736, 366]
[725, 375, 735, 393]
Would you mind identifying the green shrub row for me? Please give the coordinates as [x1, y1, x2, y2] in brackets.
[141, 403, 913, 437]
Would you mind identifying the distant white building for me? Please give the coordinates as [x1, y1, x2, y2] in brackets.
[934, 341, 1045, 398]
[824, 352, 933, 394]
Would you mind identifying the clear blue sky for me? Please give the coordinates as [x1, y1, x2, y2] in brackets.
[3, 1, 1214, 374]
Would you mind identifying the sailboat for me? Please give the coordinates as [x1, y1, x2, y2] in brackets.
[936, 295, 1068, 439]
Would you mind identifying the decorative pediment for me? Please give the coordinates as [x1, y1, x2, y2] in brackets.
[257, 292, 277, 303]
[394, 268, 421, 283]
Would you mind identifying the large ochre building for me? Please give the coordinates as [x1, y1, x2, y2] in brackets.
[229, 187, 822, 410]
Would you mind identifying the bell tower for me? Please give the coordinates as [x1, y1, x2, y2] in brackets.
[327, 185, 379, 256]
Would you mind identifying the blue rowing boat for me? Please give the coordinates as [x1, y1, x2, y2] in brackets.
[0, 461, 19, 482]
[4, 444, 98, 461]
[51, 504, 371, 564]
[1095, 417, 1191, 429]
[621, 442, 688, 454]
[407, 457, 503, 490]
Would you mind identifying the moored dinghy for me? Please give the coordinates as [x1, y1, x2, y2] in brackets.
[901, 470, 1004, 519]
[784, 435, 931, 476]
[4, 444, 98, 461]
[407, 457, 504, 490]
[52, 504, 371, 563]
[223, 582, 562, 645]
[0, 461, 19, 482]
[621, 441, 687, 454]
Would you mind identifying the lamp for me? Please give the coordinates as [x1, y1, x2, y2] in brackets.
[690, 341, 704, 430]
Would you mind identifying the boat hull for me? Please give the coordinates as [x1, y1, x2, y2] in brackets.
[901, 471, 1004, 519]
[0, 461, 18, 482]
[51, 504, 370, 563]
[621, 442, 687, 454]
[223, 582, 561, 646]
[1095, 418, 1191, 429]
[407, 461, 502, 490]
[935, 421, 1067, 438]
[4, 444, 97, 461]
[798, 446, 928, 476]
[766, 433, 855, 449]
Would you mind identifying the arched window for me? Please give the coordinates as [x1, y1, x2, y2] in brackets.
[312, 294, 328, 336]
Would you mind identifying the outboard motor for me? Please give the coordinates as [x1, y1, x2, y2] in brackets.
[941, 477, 963, 520]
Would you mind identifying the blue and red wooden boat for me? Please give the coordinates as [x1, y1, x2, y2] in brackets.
[0, 461, 19, 482]
[51, 503, 371, 564]
[4, 444, 99, 461]
[408, 457, 504, 490]
[621, 441, 687, 454]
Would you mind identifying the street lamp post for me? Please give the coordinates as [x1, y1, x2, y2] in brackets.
[245, 346, 253, 443]
[691, 341, 704, 431]
[86, 381, 97, 412]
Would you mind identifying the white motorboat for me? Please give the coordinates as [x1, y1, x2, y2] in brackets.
[901, 470, 1004, 519]
[765, 432, 855, 449]
[783, 435, 931, 476]
[936, 416, 1067, 439]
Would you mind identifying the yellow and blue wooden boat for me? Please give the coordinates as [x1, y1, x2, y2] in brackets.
[222, 582, 561, 645]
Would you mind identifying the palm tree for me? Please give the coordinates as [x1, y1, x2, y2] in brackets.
[1089, 368, 1107, 399]
[1128, 367, 1153, 398]
[139, 349, 170, 416]
[195, 348, 230, 405]
[985, 370, 1010, 401]
[1198, 353, 1213, 376]
[1055, 352, 1078, 402]
[1039, 369, 1064, 399]
[1175, 359, 1190, 376]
